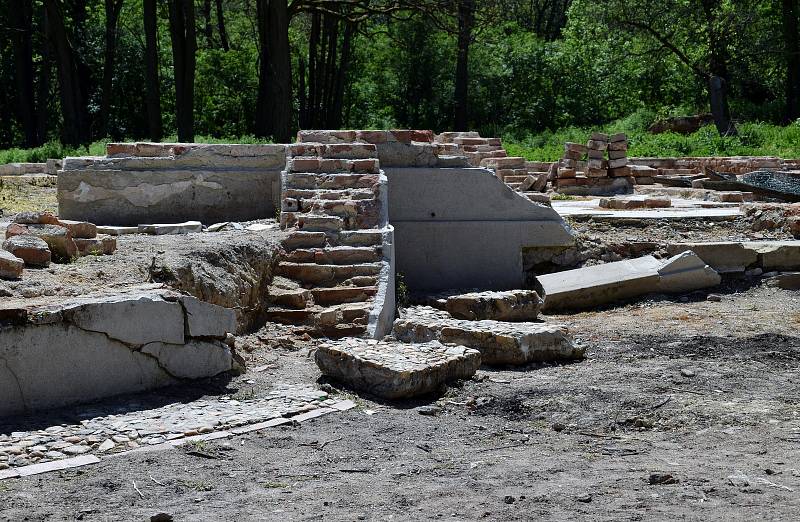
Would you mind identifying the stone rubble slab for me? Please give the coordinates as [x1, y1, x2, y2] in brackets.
[445, 289, 543, 321]
[393, 306, 581, 366]
[315, 338, 481, 399]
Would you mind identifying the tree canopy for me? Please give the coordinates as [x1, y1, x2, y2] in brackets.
[0, 0, 797, 148]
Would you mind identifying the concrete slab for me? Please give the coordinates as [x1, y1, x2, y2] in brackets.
[666, 242, 758, 272]
[537, 252, 721, 311]
[744, 241, 800, 270]
[656, 251, 721, 293]
[537, 256, 663, 311]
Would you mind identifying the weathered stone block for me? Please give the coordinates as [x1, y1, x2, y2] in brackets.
[3, 235, 51, 267]
[315, 338, 481, 399]
[58, 219, 97, 239]
[13, 211, 60, 225]
[0, 250, 24, 280]
[445, 290, 543, 321]
[21, 224, 78, 261]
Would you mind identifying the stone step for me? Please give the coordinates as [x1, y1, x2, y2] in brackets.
[311, 286, 377, 306]
[287, 157, 379, 174]
[268, 287, 312, 309]
[283, 246, 381, 265]
[287, 142, 377, 159]
[296, 214, 343, 232]
[337, 230, 384, 247]
[282, 231, 328, 250]
[276, 262, 382, 287]
[503, 175, 529, 183]
[505, 182, 522, 190]
[284, 172, 380, 190]
[481, 156, 526, 169]
[284, 188, 376, 201]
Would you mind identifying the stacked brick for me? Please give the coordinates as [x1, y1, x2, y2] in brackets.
[270, 137, 390, 338]
[555, 132, 637, 191]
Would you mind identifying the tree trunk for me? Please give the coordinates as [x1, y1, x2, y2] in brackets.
[202, 0, 214, 47]
[9, 0, 39, 146]
[168, 0, 197, 142]
[255, 0, 292, 142]
[44, 0, 91, 146]
[784, 0, 800, 122]
[143, 0, 163, 141]
[307, 12, 320, 128]
[298, 55, 307, 128]
[100, 0, 123, 139]
[330, 22, 354, 129]
[215, 0, 229, 51]
[36, 9, 52, 144]
[454, 0, 474, 131]
[708, 75, 734, 135]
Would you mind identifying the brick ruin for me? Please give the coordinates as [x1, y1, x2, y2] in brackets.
[2, 128, 800, 419]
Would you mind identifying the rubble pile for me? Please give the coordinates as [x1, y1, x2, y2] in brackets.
[1, 211, 116, 280]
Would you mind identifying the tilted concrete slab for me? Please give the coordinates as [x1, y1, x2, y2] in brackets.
[392, 306, 582, 366]
[656, 251, 721, 293]
[537, 253, 721, 311]
[0, 287, 238, 417]
[384, 167, 574, 290]
[537, 256, 662, 312]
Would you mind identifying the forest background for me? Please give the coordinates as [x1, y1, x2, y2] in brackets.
[1, 0, 799, 162]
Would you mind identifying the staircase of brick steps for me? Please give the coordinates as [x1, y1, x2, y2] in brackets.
[268, 142, 389, 338]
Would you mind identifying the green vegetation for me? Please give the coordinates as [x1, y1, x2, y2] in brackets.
[505, 117, 800, 161]
[1, 1, 798, 156]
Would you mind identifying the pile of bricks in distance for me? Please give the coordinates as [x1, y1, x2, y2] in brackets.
[555, 132, 630, 188]
[434, 132, 506, 167]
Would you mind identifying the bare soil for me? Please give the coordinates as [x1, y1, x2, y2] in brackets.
[2, 182, 800, 520]
[2, 280, 799, 521]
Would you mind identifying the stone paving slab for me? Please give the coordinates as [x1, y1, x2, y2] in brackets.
[0, 384, 330, 473]
[315, 338, 481, 399]
[392, 306, 582, 366]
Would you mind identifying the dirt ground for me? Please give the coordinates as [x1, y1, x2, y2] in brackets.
[2, 182, 800, 520]
[1, 279, 799, 521]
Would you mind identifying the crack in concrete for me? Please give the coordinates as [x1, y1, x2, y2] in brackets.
[0, 355, 28, 410]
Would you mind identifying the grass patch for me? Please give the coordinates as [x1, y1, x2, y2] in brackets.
[503, 119, 800, 161]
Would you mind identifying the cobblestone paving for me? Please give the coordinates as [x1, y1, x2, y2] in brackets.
[0, 384, 329, 470]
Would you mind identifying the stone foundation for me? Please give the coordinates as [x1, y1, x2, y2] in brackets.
[57, 143, 286, 225]
[0, 286, 238, 417]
